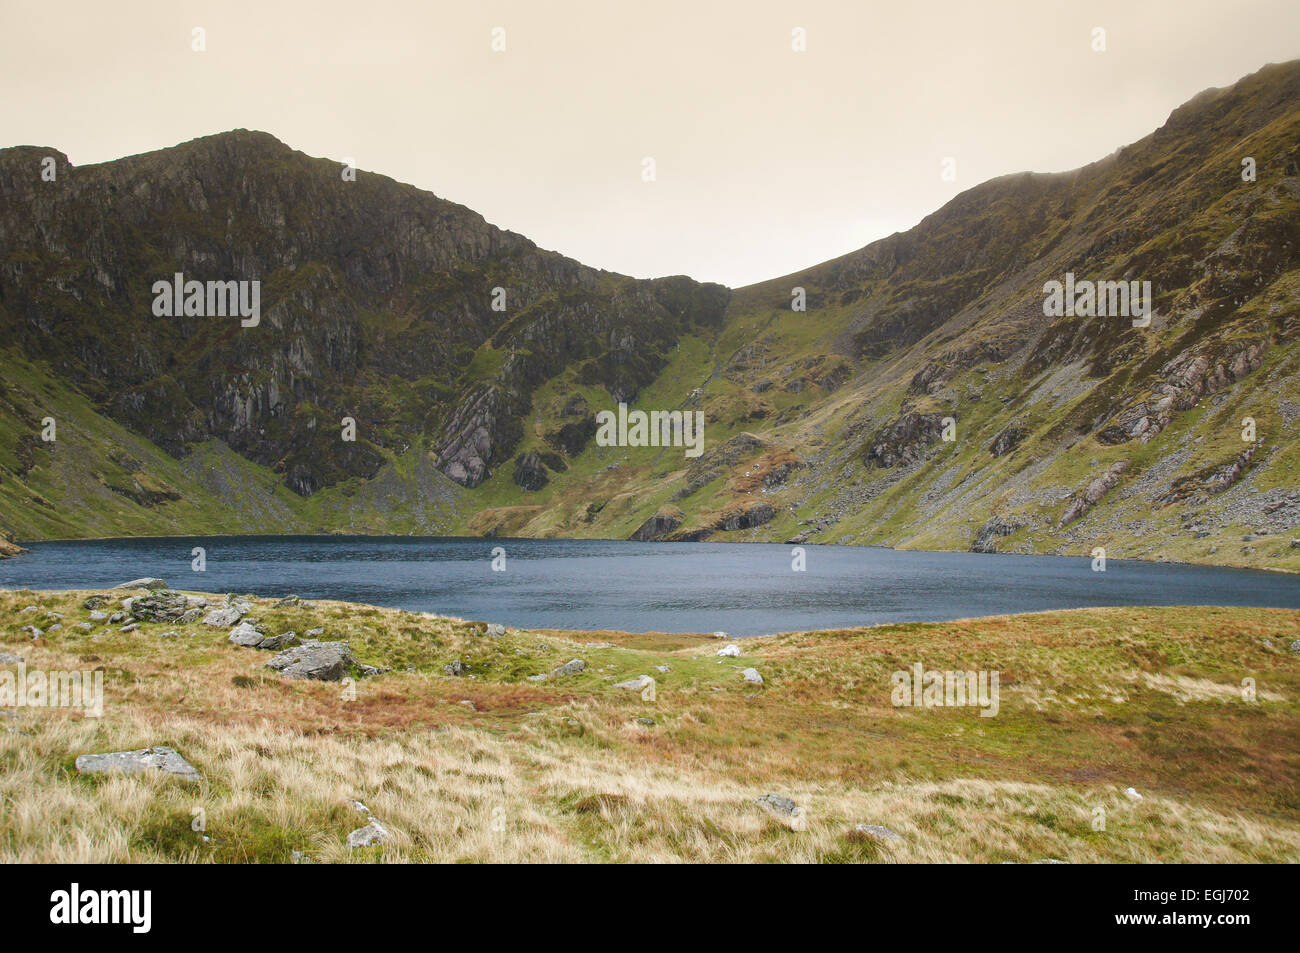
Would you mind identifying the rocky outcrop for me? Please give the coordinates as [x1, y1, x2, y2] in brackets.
[971, 517, 1023, 553]
[1159, 444, 1259, 505]
[512, 452, 549, 492]
[1100, 341, 1267, 445]
[864, 413, 947, 469]
[629, 507, 683, 541]
[716, 500, 775, 531]
[988, 425, 1028, 457]
[1061, 461, 1128, 526]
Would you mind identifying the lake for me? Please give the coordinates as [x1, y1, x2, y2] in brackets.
[2, 535, 1299, 636]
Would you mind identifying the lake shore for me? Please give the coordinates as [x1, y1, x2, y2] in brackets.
[3, 585, 1299, 862]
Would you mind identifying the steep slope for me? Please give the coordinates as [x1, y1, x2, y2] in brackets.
[1, 62, 1298, 571]
[483, 60, 1300, 571]
[0, 129, 727, 524]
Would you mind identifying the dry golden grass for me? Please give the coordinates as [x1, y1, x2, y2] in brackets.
[2, 589, 1298, 862]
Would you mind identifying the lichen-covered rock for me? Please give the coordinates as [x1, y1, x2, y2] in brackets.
[265, 641, 358, 681]
[129, 589, 191, 623]
[75, 746, 201, 781]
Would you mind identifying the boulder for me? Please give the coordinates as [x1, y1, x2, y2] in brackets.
[74, 746, 201, 781]
[717, 644, 741, 657]
[444, 659, 467, 677]
[741, 668, 764, 686]
[89, 610, 108, 622]
[550, 658, 586, 678]
[257, 631, 298, 651]
[82, 595, 111, 610]
[755, 793, 799, 817]
[178, 608, 205, 625]
[613, 675, 657, 701]
[129, 589, 191, 623]
[228, 622, 266, 647]
[486, 623, 506, 638]
[265, 641, 358, 681]
[111, 578, 169, 591]
[202, 606, 244, 627]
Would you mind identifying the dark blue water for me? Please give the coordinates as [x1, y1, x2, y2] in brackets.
[2, 536, 1299, 636]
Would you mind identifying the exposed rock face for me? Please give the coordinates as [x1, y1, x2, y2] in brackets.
[629, 508, 683, 541]
[971, 517, 1023, 554]
[74, 746, 202, 781]
[716, 500, 775, 531]
[1159, 444, 1259, 505]
[512, 452, 549, 492]
[1061, 460, 1128, 525]
[265, 641, 358, 680]
[1100, 341, 1267, 445]
[865, 413, 947, 469]
[0, 536, 24, 558]
[988, 425, 1028, 457]
[0, 131, 728, 498]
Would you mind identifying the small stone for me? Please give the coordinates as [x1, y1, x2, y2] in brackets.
[550, 658, 586, 678]
[21, 626, 42, 639]
[712, 631, 729, 639]
[854, 824, 902, 842]
[304, 627, 324, 638]
[444, 659, 467, 677]
[1125, 787, 1143, 800]
[346, 821, 391, 849]
[755, 793, 799, 817]
[635, 717, 655, 726]
[89, 611, 107, 621]
[119, 623, 139, 633]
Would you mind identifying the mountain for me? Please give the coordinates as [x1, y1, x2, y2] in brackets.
[2, 61, 1298, 570]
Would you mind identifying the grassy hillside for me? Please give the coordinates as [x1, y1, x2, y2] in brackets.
[2, 587, 1297, 862]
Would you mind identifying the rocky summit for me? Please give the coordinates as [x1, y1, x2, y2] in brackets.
[1, 62, 1299, 572]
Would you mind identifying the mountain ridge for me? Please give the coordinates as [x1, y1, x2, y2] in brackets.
[2, 60, 1298, 570]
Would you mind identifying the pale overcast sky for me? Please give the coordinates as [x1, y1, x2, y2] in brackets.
[2, 0, 1298, 287]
